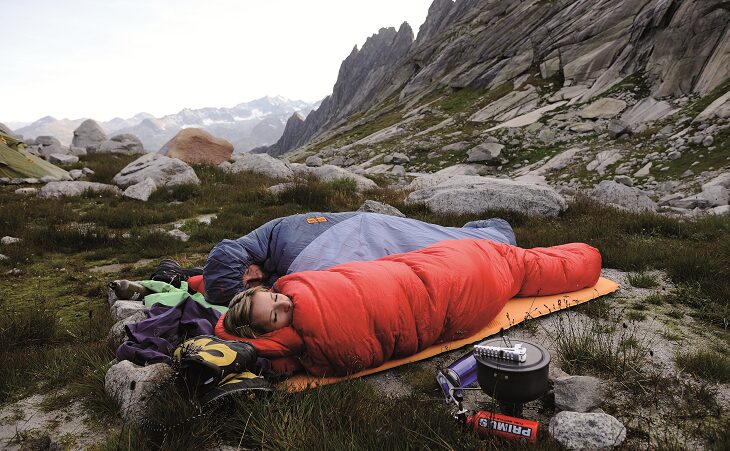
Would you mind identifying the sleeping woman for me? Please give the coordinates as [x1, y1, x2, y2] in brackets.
[215, 238, 602, 377]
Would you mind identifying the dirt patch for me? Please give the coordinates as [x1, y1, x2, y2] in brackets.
[0, 394, 98, 450]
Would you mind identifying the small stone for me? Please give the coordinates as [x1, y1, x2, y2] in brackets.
[0, 254, 8, 261]
[681, 169, 694, 178]
[69, 169, 85, 180]
[383, 155, 394, 164]
[6, 267, 22, 276]
[14, 187, 38, 195]
[667, 150, 682, 160]
[82, 167, 95, 175]
[1, 236, 21, 245]
[391, 165, 406, 177]
[167, 229, 189, 242]
[702, 135, 714, 147]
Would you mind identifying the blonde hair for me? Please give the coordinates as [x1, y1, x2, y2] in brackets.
[223, 286, 269, 338]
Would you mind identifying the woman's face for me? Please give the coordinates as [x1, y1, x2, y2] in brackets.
[249, 290, 293, 333]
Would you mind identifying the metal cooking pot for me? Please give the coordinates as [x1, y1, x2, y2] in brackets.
[475, 338, 550, 406]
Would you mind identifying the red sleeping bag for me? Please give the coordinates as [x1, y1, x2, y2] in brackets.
[216, 239, 601, 376]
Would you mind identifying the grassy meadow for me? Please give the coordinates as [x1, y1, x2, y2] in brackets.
[0, 154, 728, 450]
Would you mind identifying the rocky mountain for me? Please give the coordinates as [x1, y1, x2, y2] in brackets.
[13, 96, 317, 152]
[262, 0, 729, 217]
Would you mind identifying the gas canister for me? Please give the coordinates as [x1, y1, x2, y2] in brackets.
[465, 410, 539, 444]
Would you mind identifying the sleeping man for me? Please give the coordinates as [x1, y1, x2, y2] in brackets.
[215, 239, 602, 376]
[198, 212, 517, 305]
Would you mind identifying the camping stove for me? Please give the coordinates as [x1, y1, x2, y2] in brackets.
[475, 338, 550, 417]
[437, 338, 550, 443]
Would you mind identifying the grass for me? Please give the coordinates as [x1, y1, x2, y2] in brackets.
[1, 155, 729, 448]
[548, 310, 649, 378]
[627, 271, 660, 288]
[675, 349, 730, 383]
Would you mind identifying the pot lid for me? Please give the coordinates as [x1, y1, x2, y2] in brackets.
[474, 338, 550, 373]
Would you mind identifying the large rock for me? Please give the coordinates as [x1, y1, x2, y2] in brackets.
[95, 134, 145, 155]
[357, 200, 406, 217]
[553, 376, 603, 413]
[123, 178, 157, 202]
[159, 128, 233, 165]
[224, 153, 294, 179]
[439, 141, 470, 153]
[694, 91, 730, 122]
[578, 98, 627, 119]
[107, 311, 148, 346]
[72, 119, 107, 151]
[301, 164, 378, 191]
[590, 180, 657, 212]
[47, 153, 79, 165]
[467, 142, 504, 163]
[111, 300, 148, 321]
[38, 181, 122, 198]
[405, 175, 567, 217]
[670, 186, 728, 209]
[407, 165, 482, 190]
[606, 119, 629, 139]
[529, 147, 583, 176]
[35, 136, 68, 158]
[113, 153, 200, 189]
[104, 361, 172, 422]
[702, 172, 730, 191]
[620, 97, 675, 126]
[586, 150, 622, 176]
[549, 411, 626, 450]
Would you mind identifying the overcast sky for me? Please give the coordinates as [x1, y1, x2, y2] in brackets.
[1, 0, 433, 123]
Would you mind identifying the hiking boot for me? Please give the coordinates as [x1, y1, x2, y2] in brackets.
[109, 280, 151, 301]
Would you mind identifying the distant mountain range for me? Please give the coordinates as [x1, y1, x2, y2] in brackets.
[12, 96, 318, 152]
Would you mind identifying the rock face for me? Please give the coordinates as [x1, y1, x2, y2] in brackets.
[71, 119, 107, 151]
[104, 361, 172, 422]
[113, 153, 200, 188]
[406, 175, 567, 216]
[358, 200, 406, 217]
[549, 411, 626, 450]
[223, 153, 294, 179]
[159, 128, 233, 165]
[266, 23, 414, 156]
[590, 180, 657, 212]
[264, 0, 729, 156]
[95, 134, 145, 155]
[38, 181, 122, 198]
